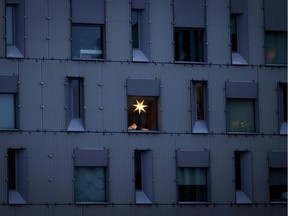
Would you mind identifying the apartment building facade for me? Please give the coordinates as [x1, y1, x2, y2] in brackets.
[0, 0, 287, 215]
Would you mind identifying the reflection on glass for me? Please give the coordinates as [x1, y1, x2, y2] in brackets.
[265, 31, 287, 65]
[72, 25, 103, 59]
[132, 10, 139, 49]
[6, 6, 14, 45]
[196, 83, 204, 120]
[269, 168, 287, 202]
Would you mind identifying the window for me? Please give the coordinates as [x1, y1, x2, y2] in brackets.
[234, 151, 253, 204]
[7, 148, 28, 204]
[5, 1, 25, 58]
[134, 150, 153, 204]
[131, 0, 149, 62]
[225, 82, 258, 133]
[173, 0, 206, 63]
[176, 150, 210, 203]
[74, 148, 109, 203]
[127, 79, 160, 131]
[230, 0, 249, 64]
[67, 77, 85, 131]
[71, 0, 105, 60]
[279, 83, 287, 134]
[226, 99, 255, 132]
[265, 31, 287, 65]
[0, 75, 18, 130]
[264, 0, 287, 65]
[72, 25, 104, 59]
[268, 152, 287, 202]
[191, 81, 208, 133]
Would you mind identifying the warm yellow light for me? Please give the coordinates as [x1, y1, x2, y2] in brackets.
[132, 99, 148, 114]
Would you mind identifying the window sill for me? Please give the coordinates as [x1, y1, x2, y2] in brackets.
[0, 128, 19, 131]
[72, 57, 106, 62]
[269, 201, 288, 205]
[135, 190, 153, 205]
[236, 191, 252, 204]
[9, 190, 26, 205]
[128, 130, 160, 134]
[279, 122, 287, 135]
[174, 61, 206, 65]
[265, 63, 287, 67]
[227, 132, 258, 135]
[6, 45, 24, 58]
[75, 202, 109, 205]
[178, 202, 210, 205]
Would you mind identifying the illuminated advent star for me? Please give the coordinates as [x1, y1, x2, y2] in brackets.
[132, 99, 148, 114]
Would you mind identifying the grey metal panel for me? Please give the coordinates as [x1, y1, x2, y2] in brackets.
[17, 149, 28, 202]
[19, 61, 43, 131]
[225, 81, 257, 99]
[127, 79, 160, 96]
[268, 151, 287, 168]
[72, 0, 105, 24]
[177, 150, 209, 167]
[132, 0, 147, 9]
[0, 75, 18, 93]
[106, 0, 130, 61]
[264, 0, 287, 31]
[149, 0, 173, 62]
[74, 148, 109, 167]
[231, 0, 245, 14]
[174, 0, 205, 28]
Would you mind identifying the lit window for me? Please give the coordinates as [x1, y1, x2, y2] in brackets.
[67, 77, 85, 131]
[269, 168, 287, 202]
[177, 150, 210, 203]
[265, 31, 287, 65]
[174, 28, 204, 62]
[192, 81, 208, 133]
[74, 148, 109, 203]
[279, 83, 287, 134]
[226, 99, 255, 133]
[72, 25, 104, 59]
[234, 151, 253, 204]
[127, 79, 160, 131]
[127, 96, 158, 131]
[134, 150, 153, 204]
[8, 148, 27, 204]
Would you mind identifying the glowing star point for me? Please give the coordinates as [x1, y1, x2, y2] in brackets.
[132, 99, 148, 114]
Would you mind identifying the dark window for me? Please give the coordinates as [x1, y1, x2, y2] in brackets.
[196, 83, 204, 120]
[177, 167, 208, 202]
[175, 28, 204, 62]
[269, 168, 287, 202]
[265, 31, 287, 65]
[231, 14, 238, 52]
[135, 150, 142, 190]
[128, 96, 158, 131]
[72, 25, 104, 59]
[8, 149, 16, 190]
[132, 10, 139, 49]
[282, 84, 287, 122]
[235, 152, 242, 190]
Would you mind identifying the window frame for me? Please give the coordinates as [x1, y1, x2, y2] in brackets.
[278, 83, 287, 134]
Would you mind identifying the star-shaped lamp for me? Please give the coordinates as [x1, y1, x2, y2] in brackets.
[132, 99, 148, 114]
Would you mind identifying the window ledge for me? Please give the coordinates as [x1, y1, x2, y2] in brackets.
[236, 191, 252, 204]
[265, 64, 287, 67]
[227, 132, 258, 135]
[178, 202, 210, 205]
[6, 45, 24, 58]
[193, 120, 209, 134]
[174, 61, 206, 65]
[9, 190, 26, 205]
[75, 202, 109, 205]
[128, 130, 160, 134]
[269, 201, 287, 205]
[136, 190, 152, 204]
[133, 49, 149, 62]
[279, 122, 287, 135]
[232, 52, 248, 65]
[67, 118, 84, 132]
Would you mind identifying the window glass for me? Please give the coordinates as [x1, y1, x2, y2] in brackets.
[72, 25, 103, 59]
[196, 83, 204, 120]
[265, 31, 287, 65]
[231, 14, 238, 52]
[127, 96, 158, 131]
[282, 84, 287, 122]
[269, 168, 287, 202]
[174, 28, 204, 62]
[226, 99, 255, 132]
[177, 167, 208, 202]
[132, 10, 139, 49]
[0, 94, 15, 129]
[75, 167, 106, 202]
[6, 6, 14, 45]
